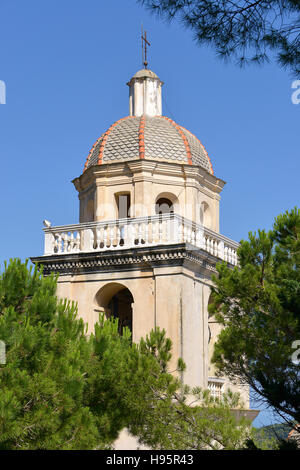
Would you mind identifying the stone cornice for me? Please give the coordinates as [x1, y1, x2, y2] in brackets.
[31, 243, 220, 277]
[72, 159, 225, 196]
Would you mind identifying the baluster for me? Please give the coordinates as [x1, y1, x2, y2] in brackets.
[149, 219, 154, 244]
[109, 225, 113, 247]
[178, 221, 183, 243]
[96, 227, 101, 250]
[138, 222, 142, 245]
[215, 240, 219, 257]
[76, 231, 81, 252]
[161, 219, 165, 243]
[103, 226, 107, 248]
[69, 232, 74, 252]
[104, 226, 109, 247]
[195, 228, 201, 248]
[145, 220, 149, 245]
[123, 223, 128, 247]
[73, 232, 78, 252]
[131, 222, 136, 245]
[166, 217, 171, 244]
[155, 219, 160, 244]
[56, 234, 62, 253]
[150, 220, 154, 244]
[218, 240, 224, 260]
[191, 226, 196, 245]
[62, 233, 67, 253]
[158, 217, 163, 243]
[129, 222, 135, 247]
[183, 224, 187, 243]
[53, 236, 57, 253]
[53, 236, 56, 253]
[116, 225, 121, 247]
[185, 225, 189, 243]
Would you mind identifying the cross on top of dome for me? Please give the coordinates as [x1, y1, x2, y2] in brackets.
[141, 27, 151, 69]
[82, 61, 214, 175]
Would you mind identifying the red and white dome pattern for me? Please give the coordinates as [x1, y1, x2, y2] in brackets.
[83, 115, 213, 174]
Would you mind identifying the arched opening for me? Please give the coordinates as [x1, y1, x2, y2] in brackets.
[155, 192, 179, 215]
[155, 197, 174, 215]
[95, 283, 134, 336]
[107, 289, 133, 334]
[200, 201, 211, 228]
[115, 192, 131, 219]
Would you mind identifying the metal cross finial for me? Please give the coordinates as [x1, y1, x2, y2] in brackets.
[141, 26, 151, 69]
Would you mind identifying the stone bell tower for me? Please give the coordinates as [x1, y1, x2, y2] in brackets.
[32, 66, 251, 408]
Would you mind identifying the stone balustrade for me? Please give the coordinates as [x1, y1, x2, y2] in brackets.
[208, 377, 225, 399]
[43, 214, 239, 265]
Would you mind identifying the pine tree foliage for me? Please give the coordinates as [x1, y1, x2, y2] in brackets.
[209, 208, 300, 431]
[113, 329, 252, 450]
[138, 0, 300, 76]
[0, 259, 252, 449]
[0, 260, 103, 449]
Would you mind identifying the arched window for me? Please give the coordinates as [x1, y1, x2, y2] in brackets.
[155, 192, 180, 216]
[200, 201, 211, 228]
[155, 197, 174, 215]
[108, 288, 133, 335]
[95, 283, 134, 336]
[115, 193, 131, 219]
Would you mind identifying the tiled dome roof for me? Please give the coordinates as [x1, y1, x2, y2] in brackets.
[83, 115, 213, 174]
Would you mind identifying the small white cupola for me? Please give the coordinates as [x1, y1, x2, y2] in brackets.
[127, 69, 164, 117]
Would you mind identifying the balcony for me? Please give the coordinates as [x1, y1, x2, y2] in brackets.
[208, 377, 225, 399]
[43, 213, 239, 266]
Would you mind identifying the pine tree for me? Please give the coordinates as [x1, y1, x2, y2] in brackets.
[0, 259, 131, 449]
[139, 0, 300, 76]
[0, 260, 95, 448]
[0, 259, 254, 449]
[209, 208, 300, 431]
[110, 328, 253, 450]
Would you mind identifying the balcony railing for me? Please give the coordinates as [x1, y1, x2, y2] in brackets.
[43, 213, 239, 265]
[208, 377, 225, 399]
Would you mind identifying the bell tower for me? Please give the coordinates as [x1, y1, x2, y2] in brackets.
[31, 66, 250, 409]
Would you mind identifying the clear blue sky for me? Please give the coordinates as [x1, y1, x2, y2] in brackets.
[0, 0, 299, 429]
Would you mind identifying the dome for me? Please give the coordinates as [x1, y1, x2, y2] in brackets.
[83, 115, 213, 174]
[131, 69, 159, 80]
